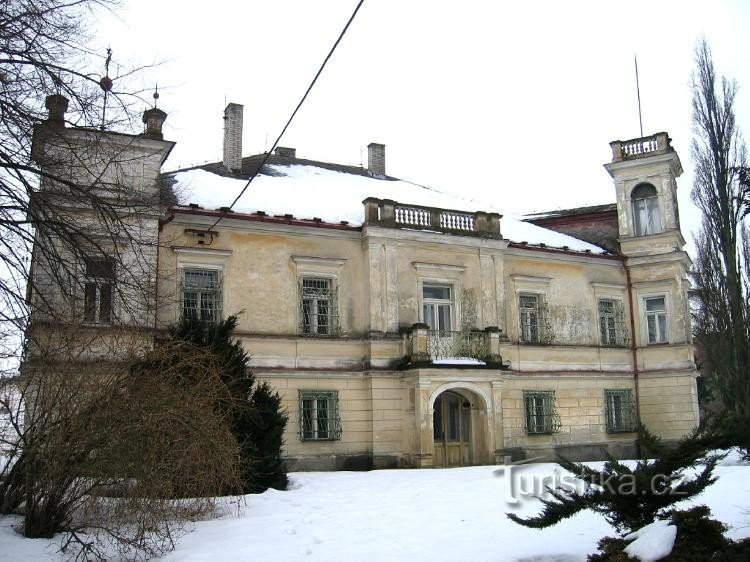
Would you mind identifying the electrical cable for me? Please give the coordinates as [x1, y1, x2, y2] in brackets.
[206, 0, 366, 233]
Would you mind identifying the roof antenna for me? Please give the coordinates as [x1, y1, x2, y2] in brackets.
[634, 54, 644, 137]
[99, 47, 113, 130]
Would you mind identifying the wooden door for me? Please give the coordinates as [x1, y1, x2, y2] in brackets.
[433, 391, 471, 468]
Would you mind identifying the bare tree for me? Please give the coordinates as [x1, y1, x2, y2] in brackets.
[690, 40, 750, 429]
[1, 330, 243, 560]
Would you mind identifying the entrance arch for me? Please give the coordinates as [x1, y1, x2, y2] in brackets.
[430, 385, 486, 468]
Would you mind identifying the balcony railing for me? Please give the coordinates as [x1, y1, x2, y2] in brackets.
[406, 324, 507, 367]
[363, 198, 502, 239]
[609, 132, 672, 162]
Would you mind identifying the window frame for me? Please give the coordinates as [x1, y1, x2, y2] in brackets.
[598, 298, 627, 347]
[643, 295, 668, 344]
[299, 275, 339, 336]
[82, 256, 115, 324]
[518, 292, 552, 344]
[180, 266, 223, 323]
[631, 183, 661, 236]
[523, 390, 561, 435]
[299, 390, 342, 441]
[604, 389, 638, 433]
[421, 283, 454, 332]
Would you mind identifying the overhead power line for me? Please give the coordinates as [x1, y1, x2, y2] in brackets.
[207, 0, 367, 233]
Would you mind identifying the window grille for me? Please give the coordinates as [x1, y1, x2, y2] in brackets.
[523, 390, 561, 434]
[83, 256, 115, 323]
[519, 294, 553, 344]
[605, 389, 637, 433]
[182, 268, 222, 322]
[644, 296, 668, 344]
[299, 390, 342, 441]
[599, 299, 628, 346]
[300, 277, 339, 335]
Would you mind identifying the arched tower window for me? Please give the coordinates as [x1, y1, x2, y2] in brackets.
[631, 183, 661, 236]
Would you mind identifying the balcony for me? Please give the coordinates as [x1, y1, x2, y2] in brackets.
[609, 132, 673, 162]
[405, 324, 508, 368]
[363, 198, 502, 239]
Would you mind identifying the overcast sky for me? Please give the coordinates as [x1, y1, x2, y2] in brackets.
[93, 0, 750, 251]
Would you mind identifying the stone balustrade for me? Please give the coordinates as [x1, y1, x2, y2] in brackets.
[363, 198, 502, 239]
[609, 132, 672, 162]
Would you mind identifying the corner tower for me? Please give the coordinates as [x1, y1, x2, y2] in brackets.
[604, 133, 698, 441]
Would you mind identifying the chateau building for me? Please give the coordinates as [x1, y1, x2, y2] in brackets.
[28, 98, 699, 470]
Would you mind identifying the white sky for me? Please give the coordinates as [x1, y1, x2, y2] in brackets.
[92, 0, 750, 254]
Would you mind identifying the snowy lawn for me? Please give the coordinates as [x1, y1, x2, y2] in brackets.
[2, 453, 749, 561]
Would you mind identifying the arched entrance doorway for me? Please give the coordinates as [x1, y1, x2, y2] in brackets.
[433, 390, 472, 467]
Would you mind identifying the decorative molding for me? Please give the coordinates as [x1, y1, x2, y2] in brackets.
[172, 247, 232, 258]
[291, 255, 347, 268]
[412, 262, 466, 273]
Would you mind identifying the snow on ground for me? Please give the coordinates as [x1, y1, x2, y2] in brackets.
[170, 166, 605, 253]
[2, 454, 749, 561]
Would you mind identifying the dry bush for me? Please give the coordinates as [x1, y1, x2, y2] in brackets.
[1, 331, 242, 560]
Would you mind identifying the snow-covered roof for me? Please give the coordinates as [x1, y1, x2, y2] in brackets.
[167, 162, 607, 253]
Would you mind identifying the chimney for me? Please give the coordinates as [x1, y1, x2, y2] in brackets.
[142, 107, 167, 140]
[275, 147, 296, 158]
[223, 103, 244, 172]
[367, 142, 385, 177]
[45, 94, 69, 127]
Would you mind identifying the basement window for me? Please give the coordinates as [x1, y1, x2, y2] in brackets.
[605, 389, 637, 433]
[523, 390, 561, 435]
[299, 390, 342, 441]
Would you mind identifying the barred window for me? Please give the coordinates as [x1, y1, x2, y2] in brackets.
[300, 277, 339, 335]
[182, 268, 222, 322]
[299, 390, 341, 441]
[599, 298, 627, 346]
[519, 294, 552, 343]
[605, 389, 637, 433]
[524, 390, 560, 434]
[83, 257, 115, 323]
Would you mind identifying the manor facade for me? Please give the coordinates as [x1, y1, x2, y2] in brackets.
[29, 98, 699, 470]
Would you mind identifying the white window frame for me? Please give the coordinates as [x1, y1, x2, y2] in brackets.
[421, 283, 454, 332]
[174, 248, 231, 324]
[631, 184, 662, 236]
[523, 390, 560, 434]
[644, 295, 668, 344]
[181, 267, 223, 322]
[299, 276, 338, 336]
[604, 389, 638, 433]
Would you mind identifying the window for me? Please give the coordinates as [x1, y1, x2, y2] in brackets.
[644, 296, 668, 344]
[632, 183, 661, 236]
[300, 277, 338, 335]
[83, 257, 115, 323]
[605, 389, 637, 433]
[422, 284, 453, 331]
[598, 298, 627, 346]
[299, 390, 341, 441]
[182, 268, 222, 322]
[523, 391, 560, 434]
[519, 293, 552, 343]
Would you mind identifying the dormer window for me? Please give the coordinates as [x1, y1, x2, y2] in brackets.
[631, 183, 661, 236]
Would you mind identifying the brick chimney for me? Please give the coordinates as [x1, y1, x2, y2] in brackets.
[275, 147, 296, 158]
[45, 94, 69, 127]
[368, 142, 385, 177]
[223, 103, 244, 172]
